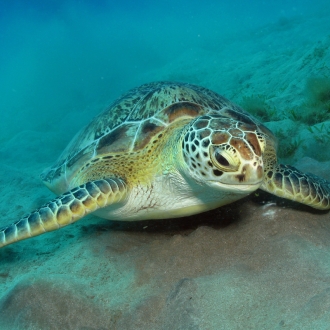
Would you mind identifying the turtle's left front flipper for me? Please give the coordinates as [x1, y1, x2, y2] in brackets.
[261, 164, 330, 210]
[0, 178, 128, 248]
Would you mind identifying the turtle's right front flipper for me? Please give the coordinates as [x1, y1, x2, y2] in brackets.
[261, 164, 330, 210]
[0, 178, 128, 248]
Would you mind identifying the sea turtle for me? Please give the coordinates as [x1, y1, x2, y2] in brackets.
[1, 82, 329, 248]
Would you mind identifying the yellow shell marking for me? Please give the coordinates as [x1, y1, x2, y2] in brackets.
[72, 118, 191, 189]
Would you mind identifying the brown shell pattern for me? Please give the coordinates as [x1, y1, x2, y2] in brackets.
[41, 81, 274, 188]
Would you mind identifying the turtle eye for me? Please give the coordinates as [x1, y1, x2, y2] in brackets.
[210, 145, 240, 172]
[214, 153, 230, 167]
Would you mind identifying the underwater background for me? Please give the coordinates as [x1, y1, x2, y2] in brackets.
[0, 0, 330, 329]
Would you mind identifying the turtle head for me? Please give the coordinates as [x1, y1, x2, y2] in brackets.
[181, 115, 268, 192]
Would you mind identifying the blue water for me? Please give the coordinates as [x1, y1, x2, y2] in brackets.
[1, 0, 328, 131]
[0, 1, 330, 329]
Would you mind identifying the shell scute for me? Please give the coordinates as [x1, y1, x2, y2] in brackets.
[41, 81, 271, 193]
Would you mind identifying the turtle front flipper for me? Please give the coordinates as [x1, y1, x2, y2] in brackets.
[261, 164, 330, 210]
[0, 178, 127, 248]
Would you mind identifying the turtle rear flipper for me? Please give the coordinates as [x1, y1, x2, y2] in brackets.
[261, 164, 330, 210]
[0, 178, 128, 248]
